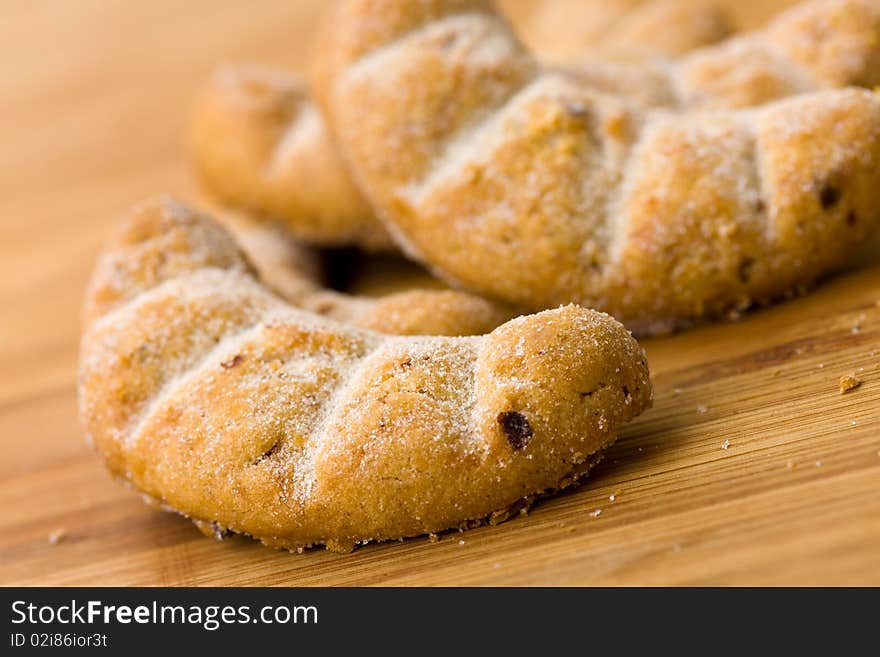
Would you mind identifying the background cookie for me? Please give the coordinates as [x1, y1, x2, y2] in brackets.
[191, 1, 735, 252]
[191, 66, 393, 250]
[315, 0, 880, 334]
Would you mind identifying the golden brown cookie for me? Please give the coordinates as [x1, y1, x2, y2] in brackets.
[190, 66, 393, 250]
[190, 3, 732, 252]
[315, 0, 880, 335]
[78, 197, 652, 552]
[217, 209, 517, 336]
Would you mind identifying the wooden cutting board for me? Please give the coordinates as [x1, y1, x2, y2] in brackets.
[2, 0, 878, 586]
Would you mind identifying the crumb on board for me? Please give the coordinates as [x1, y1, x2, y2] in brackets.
[721, 439, 730, 450]
[47, 528, 66, 545]
[839, 374, 861, 393]
[589, 509, 602, 518]
[428, 533, 439, 543]
[458, 539, 465, 546]
[696, 404, 708, 414]
[672, 387, 683, 396]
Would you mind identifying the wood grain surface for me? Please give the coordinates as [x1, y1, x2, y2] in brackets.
[2, 0, 879, 586]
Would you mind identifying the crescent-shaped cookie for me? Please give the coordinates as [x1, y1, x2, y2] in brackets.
[216, 208, 517, 336]
[190, 66, 393, 250]
[315, 0, 880, 334]
[78, 197, 652, 552]
[190, 4, 732, 252]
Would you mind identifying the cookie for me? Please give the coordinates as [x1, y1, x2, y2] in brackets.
[190, 66, 392, 250]
[191, 3, 732, 252]
[78, 196, 652, 552]
[314, 0, 880, 334]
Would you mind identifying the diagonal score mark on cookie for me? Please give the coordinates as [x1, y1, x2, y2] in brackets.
[314, 0, 880, 336]
[78, 197, 652, 552]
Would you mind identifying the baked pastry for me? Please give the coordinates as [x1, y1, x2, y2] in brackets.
[190, 3, 732, 252]
[315, 0, 880, 334]
[191, 66, 392, 251]
[78, 196, 652, 552]
[217, 208, 517, 336]
[512, 0, 733, 61]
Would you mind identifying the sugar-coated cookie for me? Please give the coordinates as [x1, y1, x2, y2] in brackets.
[315, 0, 880, 334]
[79, 197, 652, 551]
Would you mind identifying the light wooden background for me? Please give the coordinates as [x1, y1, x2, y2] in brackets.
[2, 0, 879, 586]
